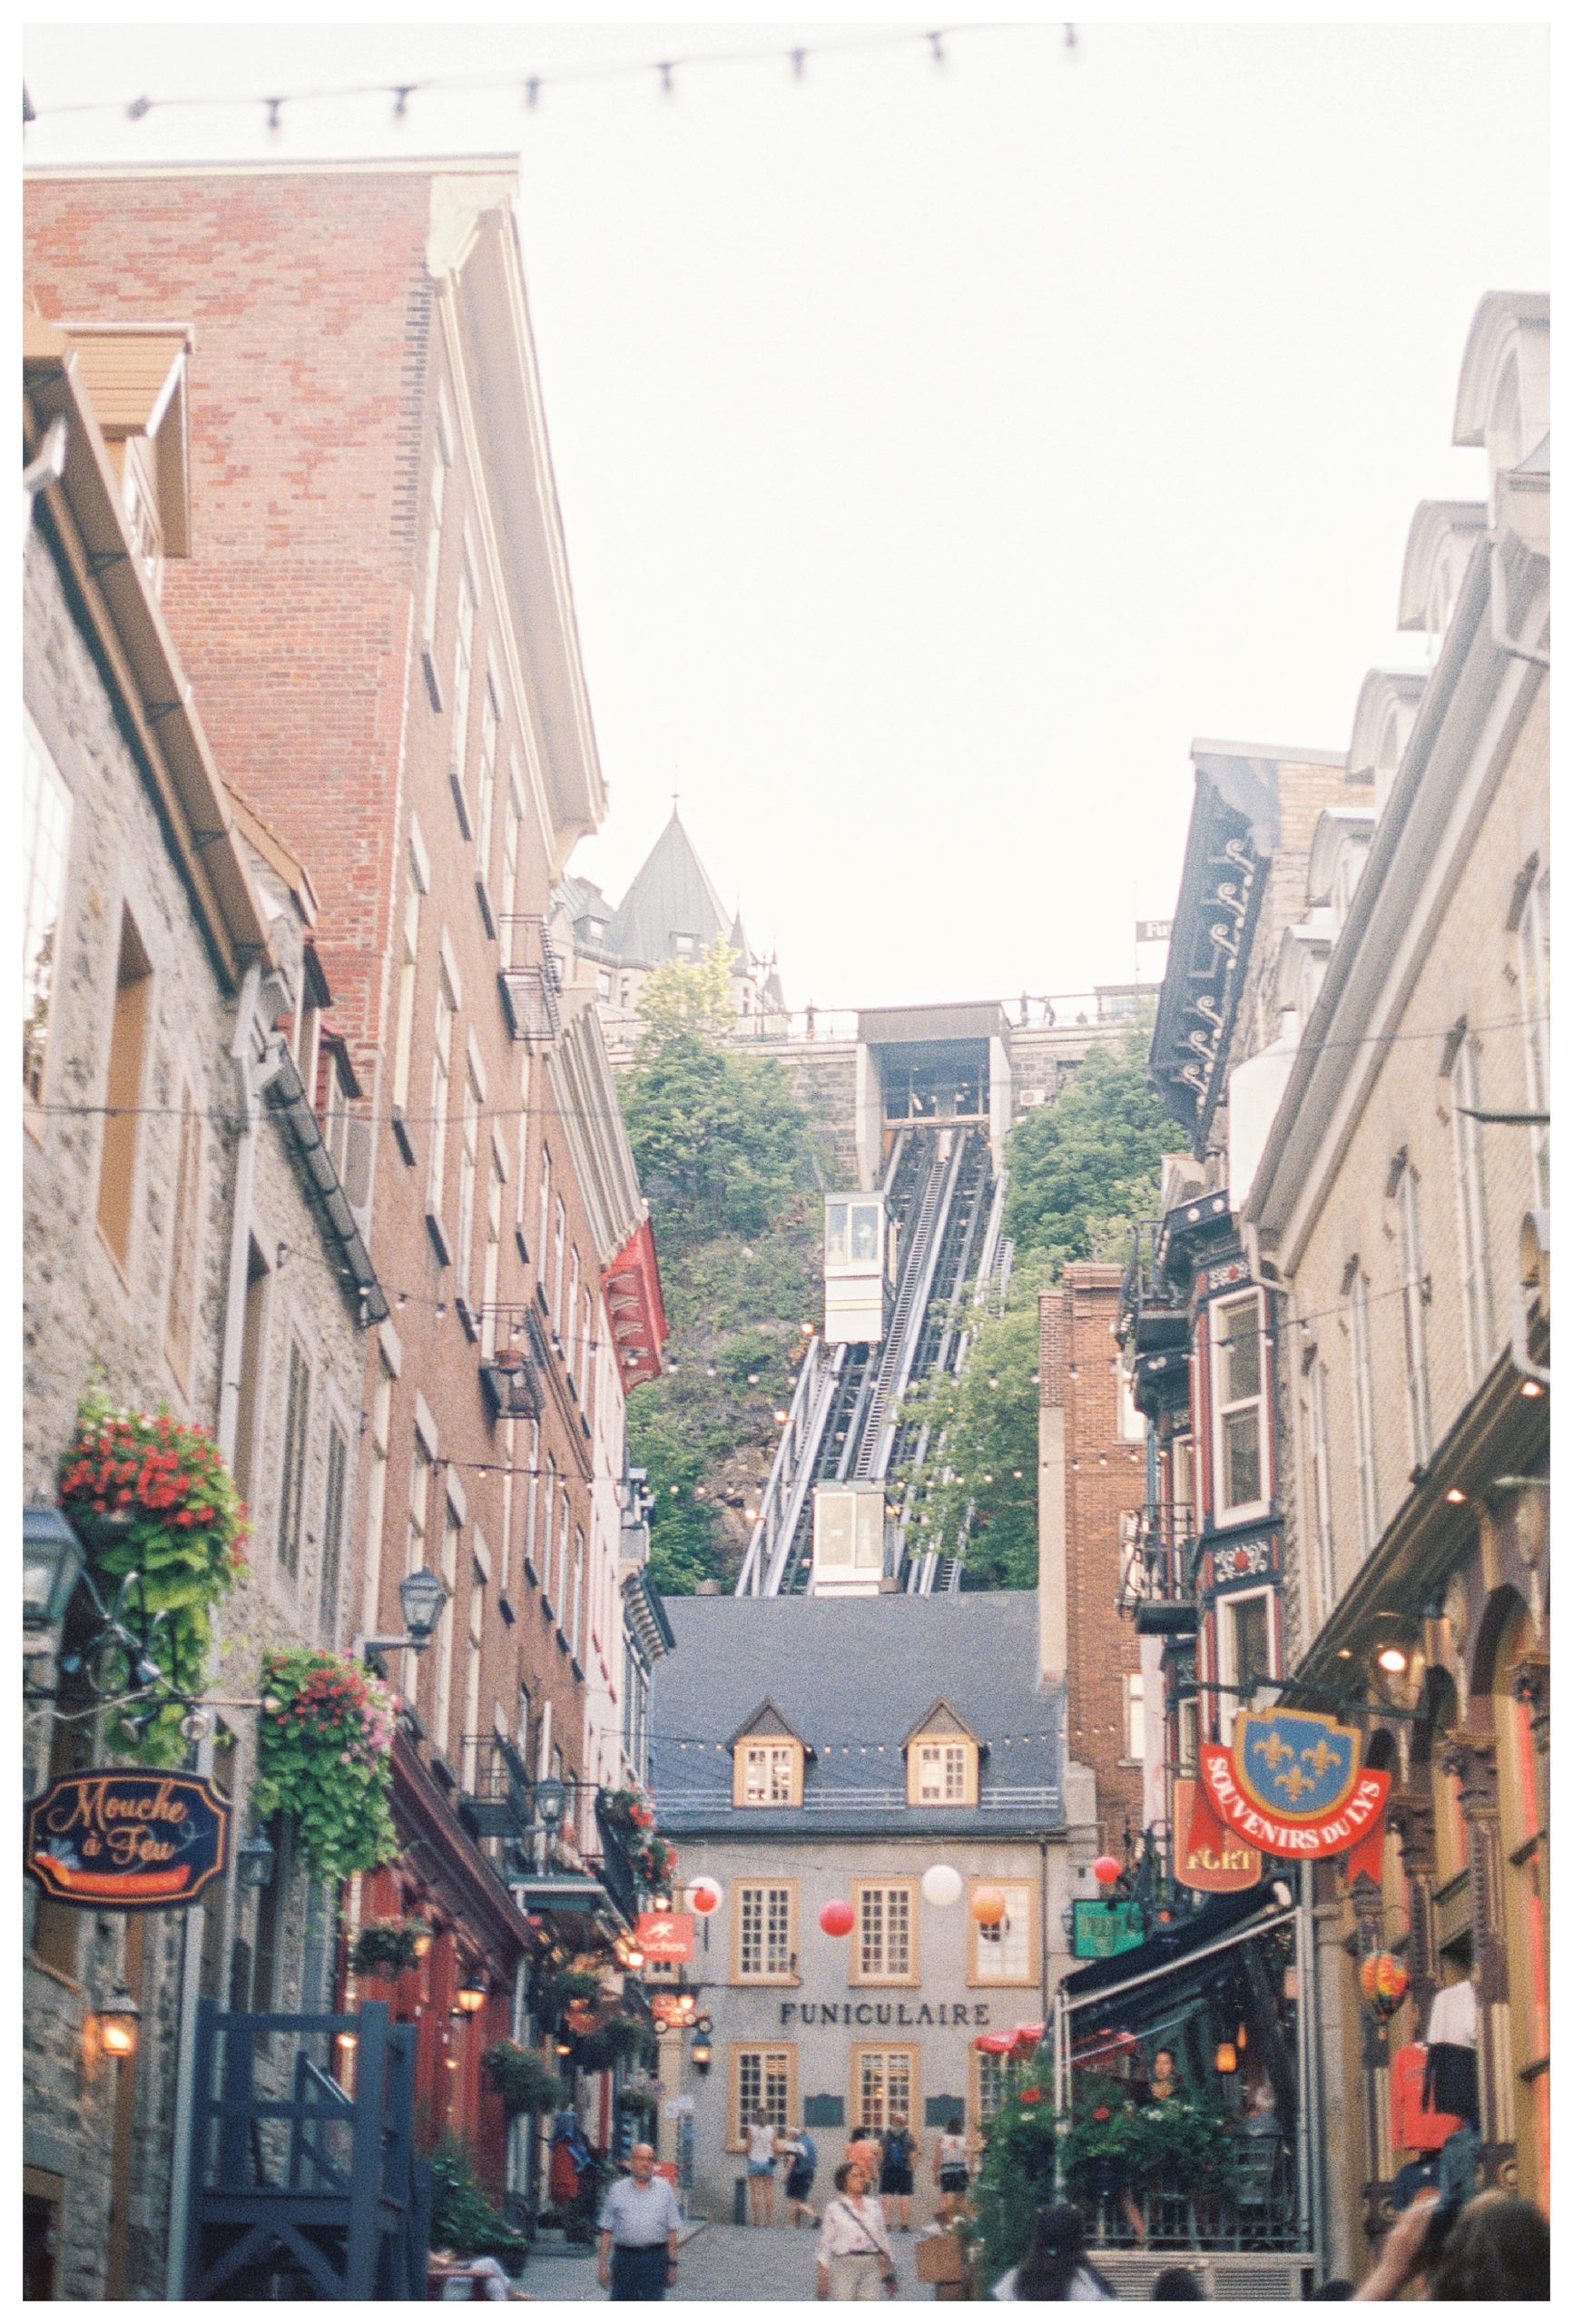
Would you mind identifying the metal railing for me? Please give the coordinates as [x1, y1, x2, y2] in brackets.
[1117, 1504, 1196, 1620]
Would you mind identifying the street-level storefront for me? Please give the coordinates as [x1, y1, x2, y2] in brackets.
[648, 1590, 1079, 2222]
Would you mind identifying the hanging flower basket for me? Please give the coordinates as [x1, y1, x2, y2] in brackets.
[56, 1393, 249, 1766]
[350, 1918, 426, 1978]
[483, 2039, 565, 2120]
[253, 1649, 399, 1879]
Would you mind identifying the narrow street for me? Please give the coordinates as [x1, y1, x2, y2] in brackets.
[524, 2221, 932, 2304]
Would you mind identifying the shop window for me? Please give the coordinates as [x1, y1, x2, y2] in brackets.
[730, 2043, 795, 2148]
[852, 1881, 918, 1984]
[733, 1882, 796, 1982]
[852, 2045, 918, 2133]
[968, 1879, 1034, 1984]
[1210, 1293, 1268, 1521]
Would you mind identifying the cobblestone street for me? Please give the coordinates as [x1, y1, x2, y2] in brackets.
[523, 2221, 935, 2303]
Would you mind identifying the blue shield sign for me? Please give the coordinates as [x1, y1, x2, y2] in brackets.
[1232, 1709, 1358, 1821]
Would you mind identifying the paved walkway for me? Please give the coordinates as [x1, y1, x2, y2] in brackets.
[523, 2219, 935, 2303]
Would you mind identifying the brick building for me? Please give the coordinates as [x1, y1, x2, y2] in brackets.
[26, 159, 669, 2221]
[24, 311, 376, 2297]
[1037, 1264, 1148, 1856]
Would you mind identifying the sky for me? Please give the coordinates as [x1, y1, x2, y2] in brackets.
[22, 13, 1551, 1015]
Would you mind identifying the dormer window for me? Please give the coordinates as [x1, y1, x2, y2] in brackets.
[120, 441, 162, 592]
[673, 932, 698, 958]
[729, 1700, 810, 1807]
[903, 1701, 981, 1807]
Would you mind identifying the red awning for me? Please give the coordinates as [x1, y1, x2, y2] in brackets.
[1072, 2025, 1140, 2067]
[1009, 2023, 1047, 2057]
[603, 1218, 669, 1389]
[975, 2024, 1046, 2057]
[974, 2033, 1015, 2055]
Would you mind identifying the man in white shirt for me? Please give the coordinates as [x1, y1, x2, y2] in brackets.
[597, 2146, 683, 2301]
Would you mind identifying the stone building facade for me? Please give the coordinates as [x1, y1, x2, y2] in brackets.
[24, 312, 373, 2298]
[1240, 292, 1549, 2263]
[27, 159, 670, 2243]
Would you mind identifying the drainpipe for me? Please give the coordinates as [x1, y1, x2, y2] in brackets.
[165, 962, 265, 2299]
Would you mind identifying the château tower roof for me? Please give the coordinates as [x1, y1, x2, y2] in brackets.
[605, 807, 734, 970]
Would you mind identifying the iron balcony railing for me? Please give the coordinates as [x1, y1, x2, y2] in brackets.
[1117, 1503, 1197, 1632]
[497, 917, 563, 1047]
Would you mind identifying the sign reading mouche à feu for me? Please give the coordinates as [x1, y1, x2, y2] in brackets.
[1200, 1709, 1389, 1860]
[634, 1909, 694, 1962]
[25, 1767, 230, 1909]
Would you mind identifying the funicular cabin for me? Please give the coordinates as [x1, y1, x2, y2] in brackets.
[811, 1480, 888, 1597]
[823, 1193, 891, 1344]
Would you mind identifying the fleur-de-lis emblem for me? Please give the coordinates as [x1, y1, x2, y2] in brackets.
[1253, 1731, 1294, 1772]
[1274, 1761, 1313, 1803]
[1303, 1736, 1339, 1780]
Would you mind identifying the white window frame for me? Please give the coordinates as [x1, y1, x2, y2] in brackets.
[1124, 1671, 1145, 1765]
[1450, 1034, 1495, 1385]
[969, 1879, 1034, 1984]
[1517, 865, 1550, 1211]
[741, 1743, 797, 1806]
[1210, 1290, 1270, 1524]
[1396, 1166, 1432, 1469]
[851, 1880, 917, 1985]
[1348, 1265, 1380, 1551]
[735, 1883, 795, 1982]
[1218, 1587, 1274, 1743]
[915, 1740, 969, 1802]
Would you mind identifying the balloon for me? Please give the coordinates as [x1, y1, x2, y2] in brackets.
[1359, 1952, 1409, 2015]
[970, 1887, 1007, 1926]
[820, 1899, 855, 1937]
[1092, 1855, 1122, 1886]
[920, 1865, 963, 1909]
[687, 1877, 724, 1917]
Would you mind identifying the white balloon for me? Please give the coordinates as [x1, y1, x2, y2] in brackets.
[921, 1864, 963, 1908]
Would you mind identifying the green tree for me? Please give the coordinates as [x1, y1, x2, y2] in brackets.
[1003, 1029, 1173, 1275]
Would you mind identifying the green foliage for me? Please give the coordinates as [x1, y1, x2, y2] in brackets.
[482, 2039, 564, 2120]
[633, 940, 737, 1045]
[56, 1393, 248, 1764]
[1058, 2074, 1233, 2203]
[575, 2014, 645, 2073]
[252, 1649, 399, 1879]
[896, 1252, 1052, 1590]
[428, 2130, 529, 2266]
[975, 2083, 1058, 2279]
[350, 1918, 425, 1977]
[1003, 1029, 1173, 1279]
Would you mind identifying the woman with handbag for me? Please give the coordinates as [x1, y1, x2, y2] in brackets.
[814, 2161, 900, 2300]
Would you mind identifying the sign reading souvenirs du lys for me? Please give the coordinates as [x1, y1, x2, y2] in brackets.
[25, 1767, 231, 1910]
[1196, 1709, 1390, 1867]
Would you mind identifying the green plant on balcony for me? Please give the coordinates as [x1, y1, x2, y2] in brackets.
[349, 1918, 426, 1978]
[55, 1393, 249, 1765]
[253, 1649, 398, 1879]
[974, 2082, 1057, 2279]
[482, 2040, 565, 2120]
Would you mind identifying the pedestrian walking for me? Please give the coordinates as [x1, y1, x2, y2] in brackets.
[814, 2161, 899, 2301]
[783, 2124, 820, 2227]
[595, 2144, 682, 2302]
[744, 2112, 780, 2227]
[934, 2117, 970, 2201]
[878, 2113, 919, 2231]
[847, 2125, 882, 2181]
[990, 2202, 1114, 2300]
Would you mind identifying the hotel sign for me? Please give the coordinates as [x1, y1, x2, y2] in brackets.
[25, 1768, 230, 1909]
[1200, 1709, 1390, 1861]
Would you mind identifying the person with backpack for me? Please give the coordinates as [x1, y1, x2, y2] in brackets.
[783, 2123, 820, 2227]
[814, 2161, 899, 2299]
[878, 2113, 919, 2231]
[934, 2117, 971, 2201]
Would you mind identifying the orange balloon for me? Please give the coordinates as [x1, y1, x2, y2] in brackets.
[971, 1887, 1007, 1925]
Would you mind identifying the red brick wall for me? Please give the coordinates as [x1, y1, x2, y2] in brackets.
[25, 168, 605, 1800]
[1041, 1264, 1147, 1849]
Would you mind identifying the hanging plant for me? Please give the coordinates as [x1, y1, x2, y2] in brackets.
[482, 2039, 565, 2120]
[350, 1918, 426, 1978]
[598, 1786, 659, 1836]
[539, 1965, 603, 2021]
[576, 2014, 645, 2073]
[56, 1393, 250, 1766]
[615, 2083, 660, 2122]
[253, 1649, 399, 1879]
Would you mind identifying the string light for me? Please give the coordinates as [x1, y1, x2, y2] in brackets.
[26, 25, 1081, 133]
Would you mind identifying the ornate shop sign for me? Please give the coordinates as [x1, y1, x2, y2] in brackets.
[634, 1909, 694, 1963]
[1200, 1709, 1389, 1861]
[25, 1768, 230, 1909]
[1175, 1776, 1262, 1892]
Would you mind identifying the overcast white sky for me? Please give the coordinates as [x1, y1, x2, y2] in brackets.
[23, 14, 1550, 1012]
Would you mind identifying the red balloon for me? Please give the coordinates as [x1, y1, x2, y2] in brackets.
[820, 1899, 855, 1937]
[1092, 1855, 1122, 1886]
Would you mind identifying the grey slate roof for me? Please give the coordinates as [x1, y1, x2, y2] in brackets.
[649, 1591, 1065, 1838]
[605, 811, 734, 968]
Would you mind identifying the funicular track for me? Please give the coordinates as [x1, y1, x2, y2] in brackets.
[737, 1124, 1007, 1597]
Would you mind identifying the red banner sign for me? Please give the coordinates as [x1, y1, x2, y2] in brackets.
[25, 1768, 230, 1910]
[634, 1910, 694, 1963]
[1201, 1738, 1390, 1860]
[1175, 1776, 1262, 1891]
